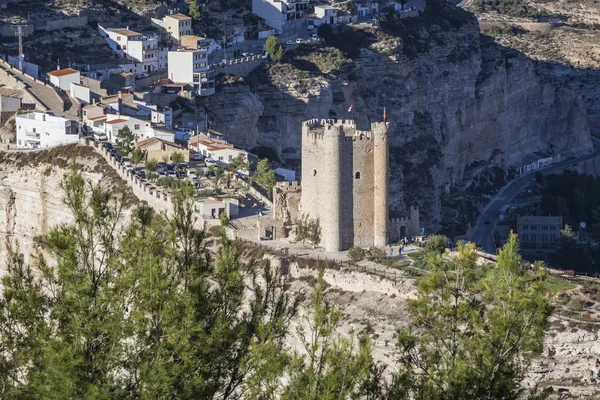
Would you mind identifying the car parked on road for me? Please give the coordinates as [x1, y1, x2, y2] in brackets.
[205, 159, 219, 167]
[190, 152, 203, 161]
[286, 40, 294, 45]
[296, 38, 305, 44]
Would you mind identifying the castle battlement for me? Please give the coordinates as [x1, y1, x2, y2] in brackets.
[302, 118, 357, 130]
[275, 181, 301, 190]
[303, 119, 389, 142]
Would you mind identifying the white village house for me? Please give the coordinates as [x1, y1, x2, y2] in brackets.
[168, 48, 215, 96]
[189, 133, 248, 172]
[98, 25, 168, 74]
[16, 112, 79, 149]
[47, 68, 80, 91]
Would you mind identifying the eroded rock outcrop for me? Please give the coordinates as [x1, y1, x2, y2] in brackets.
[199, 2, 592, 233]
[0, 146, 134, 273]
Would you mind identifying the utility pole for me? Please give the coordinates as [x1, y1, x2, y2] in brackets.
[11, 25, 24, 72]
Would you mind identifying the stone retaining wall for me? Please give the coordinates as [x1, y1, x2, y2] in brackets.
[86, 139, 222, 230]
[213, 56, 267, 77]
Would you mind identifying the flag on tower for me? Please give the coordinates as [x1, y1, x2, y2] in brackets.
[348, 103, 354, 113]
[383, 107, 387, 122]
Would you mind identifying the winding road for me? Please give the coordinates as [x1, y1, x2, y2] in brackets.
[471, 138, 600, 254]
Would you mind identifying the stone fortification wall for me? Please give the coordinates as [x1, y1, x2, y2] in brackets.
[273, 181, 301, 225]
[213, 55, 267, 77]
[300, 119, 389, 251]
[389, 206, 420, 242]
[40, 16, 88, 32]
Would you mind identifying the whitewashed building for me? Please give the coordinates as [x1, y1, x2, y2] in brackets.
[16, 112, 79, 149]
[47, 68, 80, 91]
[98, 25, 168, 73]
[70, 82, 91, 104]
[189, 133, 248, 164]
[314, 5, 338, 25]
[168, 49, 215, 96]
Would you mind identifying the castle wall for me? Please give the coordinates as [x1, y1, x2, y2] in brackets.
[273, 181, 301, 228]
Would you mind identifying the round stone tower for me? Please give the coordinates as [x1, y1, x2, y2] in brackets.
[320, 122, 344, 252]
[300, 120, 345, 252]
[372, 122, 389, 247]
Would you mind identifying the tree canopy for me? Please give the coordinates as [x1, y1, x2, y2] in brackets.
[0, 168, 551, 399]
[264, 36, 285, 62]
[116, 125, 134, 156]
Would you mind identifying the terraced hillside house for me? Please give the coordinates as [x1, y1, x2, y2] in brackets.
[135, 137, 189, 162]
[168, 48, 215, 96]
[47, 68, 80, 91]
[189, 133, 248, 165]
[151, 13, 193, 44]
[16, 112, 79, 149]
[98, 25, 168, 74]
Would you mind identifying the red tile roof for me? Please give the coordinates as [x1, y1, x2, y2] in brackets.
[106, 119, 128, 124]
[47, 68, 79, 77]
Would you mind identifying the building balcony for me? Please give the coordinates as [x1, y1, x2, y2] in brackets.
[24, 132, 40, 139]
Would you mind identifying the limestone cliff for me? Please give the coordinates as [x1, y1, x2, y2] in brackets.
[0, 146, 134, 273]
[199, 1, 593, 234]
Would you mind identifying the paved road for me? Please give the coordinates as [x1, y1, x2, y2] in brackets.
[0, 62, 76, 119]
[471, 138, 600, 254]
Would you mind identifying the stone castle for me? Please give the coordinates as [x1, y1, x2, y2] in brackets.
[271, 119, 419, 252]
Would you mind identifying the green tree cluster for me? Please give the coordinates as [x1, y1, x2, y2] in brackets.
[170, 151, 186, 164]
[539, 170, 600, 241]
[0, 170, 549, 399]
[549, 224, 593, 272]
[0, 168, 297, 399]
[116, 125, 134, 156]
[394, 235, 548, 399]
[253, 158, 276, 198]
[189, 0, 201, 21]
[131, 147, 147, 164]
[228, 153, 250, 173]
[293, 213, 322, 248]
[264, 36, 285, 62]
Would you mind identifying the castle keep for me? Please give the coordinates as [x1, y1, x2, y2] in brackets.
[301, 119, 413, 252]
[269, 119, 419, 252]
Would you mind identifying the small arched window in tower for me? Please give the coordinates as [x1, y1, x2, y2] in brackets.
[355, 171, 360, 179]
[313, 169, 317, 177]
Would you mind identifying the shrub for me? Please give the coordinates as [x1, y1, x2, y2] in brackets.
[348, 246, 366, 262]
[424, 234, 448, 254]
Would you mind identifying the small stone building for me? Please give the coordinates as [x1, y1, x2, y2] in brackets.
[0, 88, 23, 123]
[517, 215, 562, 255]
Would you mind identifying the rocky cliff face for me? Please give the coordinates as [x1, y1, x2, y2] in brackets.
[0, 146, 133, 274]
[199, 2, 593, 234]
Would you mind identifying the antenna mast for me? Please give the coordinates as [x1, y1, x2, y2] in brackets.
[10, 25, 24, 72]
